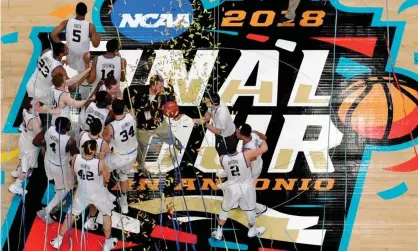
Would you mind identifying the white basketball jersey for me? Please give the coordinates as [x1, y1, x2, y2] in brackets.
[79, 131, 104, 153]
[221, 152, 252, 185]
[45, 126, 71, 166]
[29, 50, 62, 92]
[92, 55, 122, 90]
[79, 102, 110, 131]
[51, 88, 71, 125]
[19, 109, 40, 152]
[66, 18, 90, 55]
[110, 114, 138, 154]
[242, 133, 263, 175]
[73, 154, 104, 194]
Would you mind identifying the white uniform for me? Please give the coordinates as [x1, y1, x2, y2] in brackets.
[26, 50, 62, 105]
[107, 114, 138, 181]
[79, 131, 104, 153]
[44, 126, 75, 190]
[220, 152, 255, 211]
[51, 88, 71, 126]
[243, 133, 264, 179]
[89, 55, 122, 97]
[66, 18, 90, 73]
[71, 154, 116, 216]
[19, 109, 41, 172]
[79, 102, 110, 131]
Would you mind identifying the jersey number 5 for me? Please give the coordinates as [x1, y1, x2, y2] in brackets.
[230, 165, 240, 176]
[72, 29, 81, 43]
[78, 170, 94, 180]
[120, 126, 135, 142]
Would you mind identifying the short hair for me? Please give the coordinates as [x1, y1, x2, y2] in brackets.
[204, 92, 220, 106]
[82, 140, 97, 155]
[226, 142, 237, 155]
[112, 98, 125, 115]
[55, 117, 71, 133]
[53, 42, 66, 57]
[76, 2, 88, 16]
[150, 75, 164, 86]
[105, 76, 117, 89]
[106, 39, 120, 53]
[240, 124, 252, 137]
[89, 118, 103, 136]
[52, 74, 65, 88]
[96, 90, 112, 107]
[22, 96, 33, 110]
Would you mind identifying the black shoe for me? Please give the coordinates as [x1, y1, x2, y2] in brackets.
[279, 16, 295, 23]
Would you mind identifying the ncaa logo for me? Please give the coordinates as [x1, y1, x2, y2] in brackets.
[110, 0, 194, 43]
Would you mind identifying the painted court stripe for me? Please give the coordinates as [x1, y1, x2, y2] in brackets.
[336, 57, 372, 79]
[284, 205, 324, 208]
[208, 238, 248, 250]
[208, 29, 239, 36]
[0, 171, 4, 185]
[1, 32, 18, 44]
[377, 182, 408, 200]
[246, 33, 270, 42]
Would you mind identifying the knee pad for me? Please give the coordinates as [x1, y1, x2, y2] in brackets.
[219, 209, 228, 221]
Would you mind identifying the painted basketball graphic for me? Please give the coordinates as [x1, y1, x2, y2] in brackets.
[338, 76, 418, 139]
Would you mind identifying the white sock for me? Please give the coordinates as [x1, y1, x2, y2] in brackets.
[14, 178, 23, 187]
[255, 203, 265, 213]
[217, 225, 223, 232]
[46, 190, 68, 213]
[56, 235, 63, 241]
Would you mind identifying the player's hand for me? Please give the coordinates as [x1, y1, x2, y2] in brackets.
[34, 101, 42, 112]
[192, 118, 203, 124]
[61, 59, 68, 65]
[217, 182, 226, 190]
[216, 169, 228, 178]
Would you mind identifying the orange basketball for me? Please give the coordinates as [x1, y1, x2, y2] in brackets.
[163, 101, 179, 118]
[338, 76, 418, 140]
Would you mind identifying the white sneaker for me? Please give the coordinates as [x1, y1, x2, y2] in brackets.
[102, 237, 118, 251]
[11, 165, 22, 178]
[118, 197, 129, 214]
[37, 208, 55, 224]
[255, 205, 268, 218]
[8, 183, 27, 195]
[248, 226, 266, 238]
[211, 230, 223, 241]
[50, 236, 63, 249]
[84, 216, 98, 231]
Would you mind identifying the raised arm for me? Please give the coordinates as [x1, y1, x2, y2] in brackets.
[98, 152, 110, 183]
[53, 65, 91, 87]
[87, 57, 98, 84]
[63, 93, 90, 108]
[121, 58, 127, 82]
[50, 20, 68, 43]
[33, 131, 46, 147]
[244, 141, 268, 164]
[102, 124, 113, 144]
[89, 24, 101, 48]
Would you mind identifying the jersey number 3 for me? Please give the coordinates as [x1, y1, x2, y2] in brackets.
[120, 126, 135, 142]
[230, 165, 240, 176]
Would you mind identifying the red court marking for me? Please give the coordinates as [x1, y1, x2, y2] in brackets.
[246, 34, 270, 42]
[151, 225, 197, 244]
[384, 154, 418, 172]
[312, 37, 377, 57]
[258, 248, 287, 251]
[25, 218, 139, 251]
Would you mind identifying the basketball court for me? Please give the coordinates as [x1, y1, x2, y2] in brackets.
[1, 0, 418, 250]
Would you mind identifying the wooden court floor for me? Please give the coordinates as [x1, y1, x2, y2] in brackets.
[1, 0, 418, 250]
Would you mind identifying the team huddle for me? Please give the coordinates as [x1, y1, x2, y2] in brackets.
[8, 2, 270, 250]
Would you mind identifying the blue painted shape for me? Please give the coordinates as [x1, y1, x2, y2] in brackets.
[414, 52, 418, 65]
[398, 0, 418, 14]
[1, 32, 18, 44]
[92, 0, 105, 32]
[336, 57, 372, 79]
[208, 238, 248, 250]
[208, 29, 239, 36]
[200, 0, 225, 10]
[284, 204, 324, 208]
[329, 1, 418, 250]
[1, 196, 22, 248]
[41, 183, 72, 213]
[110, 0, 194, 44]
[377, 182, 408, 200]
[0, 170, 4, 184]
[315, 197, 337, 201]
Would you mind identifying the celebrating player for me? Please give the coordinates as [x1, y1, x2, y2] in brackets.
[213, 142, 268, 240]
[9, 97, 41, 195]
[50, 2, 101, 100]
[102, 98, 138, 214]
[87, 39, 126, 98]
[236, 123, 268, 216]
[33, 117, 78, 224]
[78, 90, 114, 132]
[101, 76, 122, 100]
[50, 140, 117, 250]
